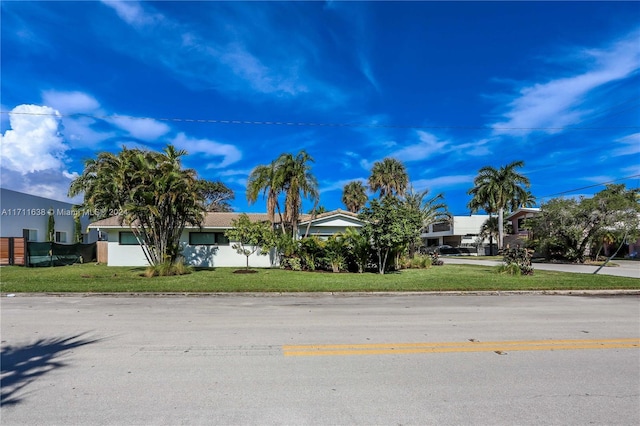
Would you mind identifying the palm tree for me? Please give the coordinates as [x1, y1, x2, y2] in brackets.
[368, 158, 408, 198]
[403, 187, 451, 257]
[513, 190, 537, 210]
[467, 160, 530, 250]
[246, 161, 284, 226]
[342, 181, 368, 213]
[275, 150, 319, 237]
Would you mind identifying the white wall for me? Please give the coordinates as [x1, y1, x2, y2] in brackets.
[105, 229, 277, 268]
[0, 188, 97, 243]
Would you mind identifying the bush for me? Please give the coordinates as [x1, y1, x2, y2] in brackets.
[430, 252, 444, 266]
[280, 256, 302, 271]
[144, 259, 192, 277]
[407, 255, 432, 269]
[501, 247, 534, 275]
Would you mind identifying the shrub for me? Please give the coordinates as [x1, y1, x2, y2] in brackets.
[144, 259, 192, 277]
[430, 252, 444, 266]
[501, 247, 534, 275]
[280, 256, 302, 271]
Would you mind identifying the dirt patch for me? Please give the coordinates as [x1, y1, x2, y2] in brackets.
[233, 269, 258, 274]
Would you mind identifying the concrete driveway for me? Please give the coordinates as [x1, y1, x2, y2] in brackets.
[443, 257, 640, 278]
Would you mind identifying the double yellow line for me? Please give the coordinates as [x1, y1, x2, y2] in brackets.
[283, 338, 640, 357]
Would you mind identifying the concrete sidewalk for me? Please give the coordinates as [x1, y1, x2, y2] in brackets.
[442, 257, 640, 279]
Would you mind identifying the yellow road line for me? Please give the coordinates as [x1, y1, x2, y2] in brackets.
[282, 338, 640, 357]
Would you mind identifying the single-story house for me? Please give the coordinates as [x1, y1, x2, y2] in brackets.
[88, 209, 365, 267]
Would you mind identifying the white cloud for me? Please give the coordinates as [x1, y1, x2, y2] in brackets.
[172, 132, 242, 168]
[0, 104, 78, 201]
[0, 105, 68, 173]
[42, 90, 100, 114]
[393, 131, 449, 163]
[492, 29, 640, 136]
[411, 175, 474, 191]
[611, 133, 640, 157]
[108, 115, 170, 141]
[100, 0, 162, 29]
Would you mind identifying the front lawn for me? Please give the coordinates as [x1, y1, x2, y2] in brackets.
[0, 263, 637, 293]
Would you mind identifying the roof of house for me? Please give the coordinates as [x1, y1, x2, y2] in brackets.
[506, 208, 541, 220]
[88, 209, 362, 229]
[88, 212, 271, 229]
[298, 209, 361, 225]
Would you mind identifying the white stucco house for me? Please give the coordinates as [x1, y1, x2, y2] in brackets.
[88, 209, 365, 267]
[0, 188, 98, 243]
[421, 214, 490, 249]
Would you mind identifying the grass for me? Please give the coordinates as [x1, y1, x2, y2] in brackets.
[0, 263, 638, 293]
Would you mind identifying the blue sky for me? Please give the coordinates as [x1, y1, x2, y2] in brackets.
[1, 1, 639, 215]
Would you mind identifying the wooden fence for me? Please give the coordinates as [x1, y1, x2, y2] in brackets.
[0, 237, 26, 266]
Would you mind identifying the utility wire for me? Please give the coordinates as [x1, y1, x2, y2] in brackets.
[538, 174, 640, 199]
[1, 110, 638, 131]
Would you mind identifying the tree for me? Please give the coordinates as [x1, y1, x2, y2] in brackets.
[468, 160, 530, 250]
[403, 187, 450, 257]
[307, 205, 327, 215]
[69, 144, 206, 267]
[361, 196, 423, 274]
[225, 214, 276, 270]
[529, 184, 640, 263]
[47, 209, 55, 242]
[276, 150, 319, 237]
[342, 181, 368, 213]
[479, 216, 512, 244]
[339, 227, 371, 273]
[368, 158, 408, 198]
[198, 180, 235, 212]
[246, 162, 284, 226]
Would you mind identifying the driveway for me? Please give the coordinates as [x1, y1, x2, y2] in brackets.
[443, 257, 640, 278]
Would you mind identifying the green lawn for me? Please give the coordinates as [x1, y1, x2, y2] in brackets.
[0, 263, 637, 293]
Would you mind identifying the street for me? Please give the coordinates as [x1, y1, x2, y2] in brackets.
[2, 294, 639, 425]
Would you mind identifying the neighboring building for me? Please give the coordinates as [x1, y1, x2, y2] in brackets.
[0, 188, 98, 243]
[88, 209, 366, 267]
[504, 208, 541, 248]
[421, 215, 490, 249]
[297, 209, 363, 239]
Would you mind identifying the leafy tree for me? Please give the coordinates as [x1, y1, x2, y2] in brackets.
[402, 187, 450, 257]
[368, 158, 408, 198]
[198, 180, 235, 212]
[342, 181, 368, 213]
[225, 214, 277, 270]
[468, 160, 530, 250]
[361, 196, 423, 274]
[529, 184, 640, 263]
[69, 144, 206, 267]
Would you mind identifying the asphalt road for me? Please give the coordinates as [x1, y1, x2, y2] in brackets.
[1, 294, 639, 425]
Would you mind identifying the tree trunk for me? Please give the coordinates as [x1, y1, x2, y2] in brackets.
[498, 208, 504, 250]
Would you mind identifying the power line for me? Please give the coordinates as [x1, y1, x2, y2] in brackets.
[1, 110, 638, 131]
[538, 174, 640, 199]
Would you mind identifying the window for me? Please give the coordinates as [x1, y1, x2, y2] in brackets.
[432, 223, 451, 232]
[55, 231, 67, 243]
[189, 232, 229, 245]
[119, 231, 140, 245]
[23, 229, 38, 242]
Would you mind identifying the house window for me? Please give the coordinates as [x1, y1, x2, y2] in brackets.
[55, 231, 67, 243]
[189, 232, 229, 245]
[119, 231, 140, 245]
[432, 223, 451, 232]
[23, 229, 38, 242]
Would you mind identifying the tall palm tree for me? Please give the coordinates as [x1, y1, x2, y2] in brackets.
[342, 181, 368, 213]
[368, 157, 408, 198]
[246, 161, 284, 226]
[467, 160, 530, 250]
[276, 150, 319, 237]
